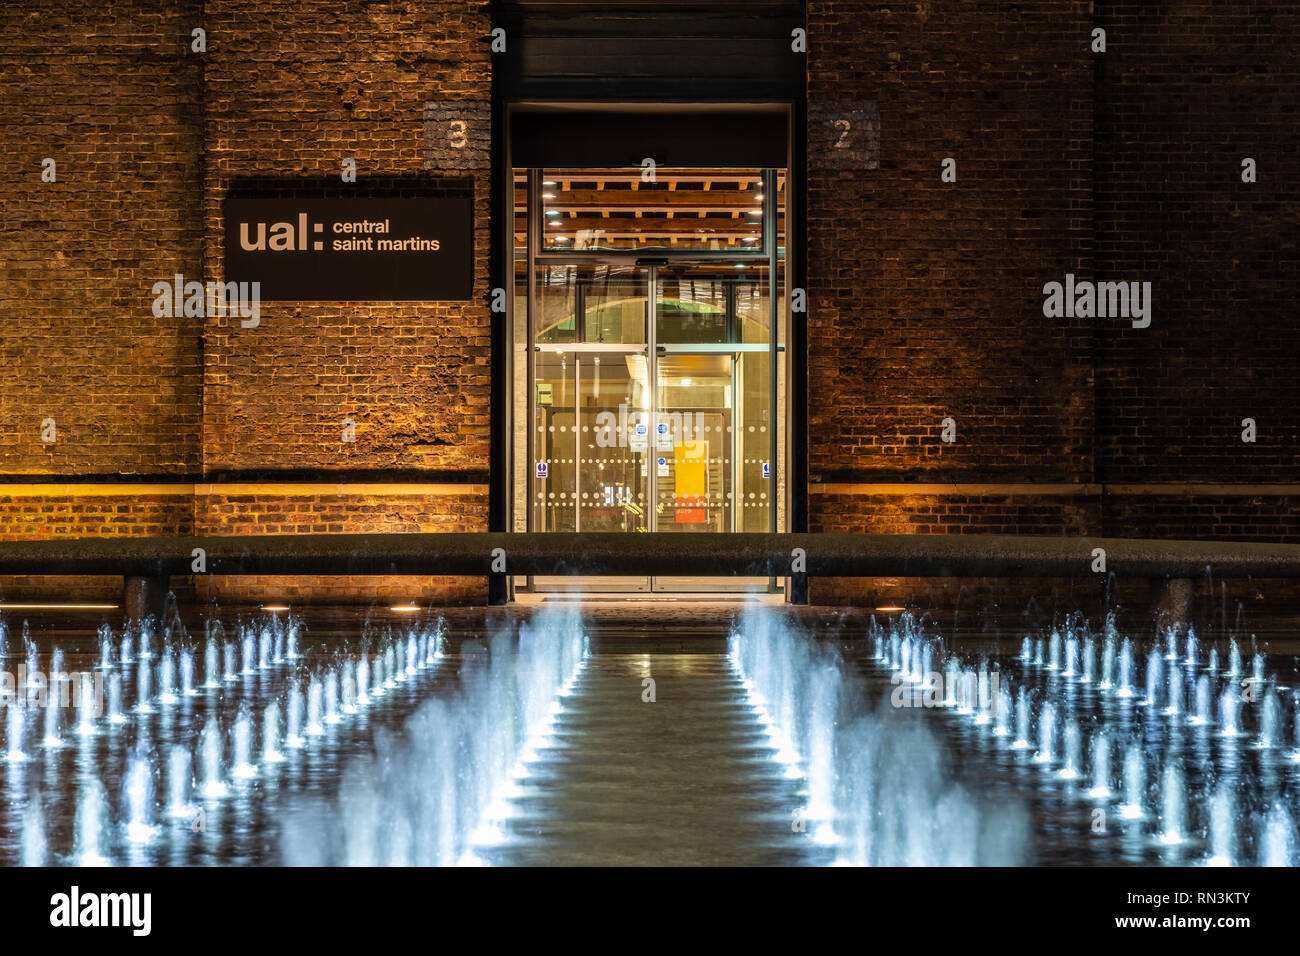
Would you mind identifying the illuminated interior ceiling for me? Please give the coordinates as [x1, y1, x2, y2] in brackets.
[517, 168, 785, 250]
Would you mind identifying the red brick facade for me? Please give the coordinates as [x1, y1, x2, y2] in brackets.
[1, 1, 492, 605]
[1, 1, 1295, 610]
[804, 1, 1298, 604]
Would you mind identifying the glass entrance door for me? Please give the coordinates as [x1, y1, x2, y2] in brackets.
[530, 263, 652, 590]
[527, 259, 775, 591]
[513, 166, 786, 593]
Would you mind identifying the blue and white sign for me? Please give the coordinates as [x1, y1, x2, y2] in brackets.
[536, 462, 548, 479]
[761, 461, 770, 479]
[656, 456, 669, 477]
[630, 421, 649, 453]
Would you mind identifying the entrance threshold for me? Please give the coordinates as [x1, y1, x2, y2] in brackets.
[514, 591, 785, 623]
[520, 575, 778, 595]
[530, 594, 782, 604]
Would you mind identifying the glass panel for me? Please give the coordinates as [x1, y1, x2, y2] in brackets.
[514, 170, 527, 253]
[583, 269, 648, 345]
[532, 352, 576, 532]
[577, 354, 648, 532]
[734, 264, 770, 345]
[655, 269, 729, 345]
[775, 238, 786, 533]
[512, 236, 529, 532]
[534, 264, 647, 345]
[774, 254, 785, 535]
[656, 262, 770, 346]
[736, 350, 773, 532]
[515, 166, 788, 555]
[774, 172, 785, 258]
[542, 169, 765, 252]
[655, 354, 733, 532]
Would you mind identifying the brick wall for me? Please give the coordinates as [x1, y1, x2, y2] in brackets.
[0, 1, 493, 607]
[2, 0, 1296, 612]
[0, 1, 204, 478]
[1094, 1, 1300, 482]
[201, 0, 492, 478]
[192, 484, 488, 604]
[0, 484, 194, 602]
[806, 1, 1096, 486]
[805, 0, 1299, 609]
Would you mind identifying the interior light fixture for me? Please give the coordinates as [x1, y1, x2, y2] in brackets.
[391, 604, 421, 613]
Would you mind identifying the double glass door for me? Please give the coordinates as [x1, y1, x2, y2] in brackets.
[528, 261, 776, 589]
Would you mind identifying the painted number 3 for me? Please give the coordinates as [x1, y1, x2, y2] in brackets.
[833, 119, 851, 148]
[448, 120, 467, 148]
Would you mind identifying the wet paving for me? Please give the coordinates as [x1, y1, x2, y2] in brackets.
[483, 642, 831, 866]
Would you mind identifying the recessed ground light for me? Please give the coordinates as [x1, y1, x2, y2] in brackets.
[875, 605, 906, 613]
[0, 603, 119, 611]
[543, 180, 557, 186]
[542, 192, 556, 199]
[545, 210, 560, 217]
[391, 604, 421, 613]
[262, 605, 290, 612]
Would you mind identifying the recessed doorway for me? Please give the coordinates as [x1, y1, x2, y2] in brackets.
[509, 165, 789, 592]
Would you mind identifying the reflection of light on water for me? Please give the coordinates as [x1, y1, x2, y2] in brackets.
[811, 822, 838, 845]
[124, 821, 156, 845]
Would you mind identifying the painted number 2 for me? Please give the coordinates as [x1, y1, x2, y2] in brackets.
[833, 119, 851, 148]
[448, 120, 467, 148]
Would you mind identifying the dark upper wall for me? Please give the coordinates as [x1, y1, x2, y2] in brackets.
[805, 0, 1299, 542]
[1094, 1, 1300, 483]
